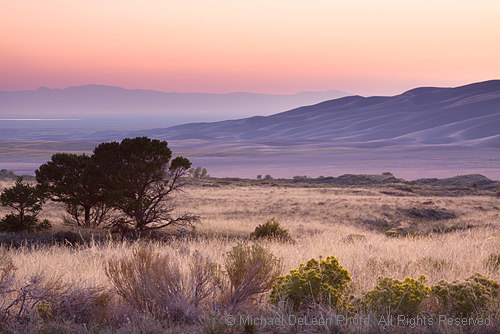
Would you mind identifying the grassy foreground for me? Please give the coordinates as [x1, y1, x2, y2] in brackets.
[1, 179, 500, 333]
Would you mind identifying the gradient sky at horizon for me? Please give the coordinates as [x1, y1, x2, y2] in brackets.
[1, 0, 499, 95]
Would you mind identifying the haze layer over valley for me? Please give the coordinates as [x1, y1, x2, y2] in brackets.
[0, 85, 348, 130]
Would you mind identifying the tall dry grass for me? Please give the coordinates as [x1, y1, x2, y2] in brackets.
[5, 184, 500, 290]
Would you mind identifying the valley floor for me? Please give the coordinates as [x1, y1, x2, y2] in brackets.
[1, 141, 499, 180]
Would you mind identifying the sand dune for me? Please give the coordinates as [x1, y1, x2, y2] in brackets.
[153, 80, 500, 148]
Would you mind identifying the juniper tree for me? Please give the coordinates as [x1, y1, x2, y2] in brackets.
[0, 177, 50, 232]
[36, 153, 110, 227]
[92, 137, 198, 234]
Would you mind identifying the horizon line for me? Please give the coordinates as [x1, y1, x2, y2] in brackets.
[1, 78, 498, 97]
[0, 84, 351, 97]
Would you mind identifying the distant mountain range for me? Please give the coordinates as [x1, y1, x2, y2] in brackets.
[141, 80, 500, 148]
[0, 85, 349, 122]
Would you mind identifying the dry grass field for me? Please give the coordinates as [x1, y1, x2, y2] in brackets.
[1, 178, 500, 333]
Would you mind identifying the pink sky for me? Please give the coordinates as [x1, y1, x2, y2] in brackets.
[1, 0, 499, 95]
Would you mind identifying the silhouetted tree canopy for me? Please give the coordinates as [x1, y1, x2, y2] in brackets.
[36, 153, 109, 227]
[92, 137, 197, 234]
[31, 137, 197, 235]
[0, 177, 51, 232]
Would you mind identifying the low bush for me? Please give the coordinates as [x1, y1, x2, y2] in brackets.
[484, 253, 500, 271]
[402, 207, 457, 220]
[1, 268, 109, 324]
[0, 214, 51, 232]
[431, 273, 500, 317]
[189, 166, 210, 179]
[250, 218, 292, 242]
[114, 314, 169, 334]
[365, 258, 402, 276]
[106, 244, 280, 321]
[0, 169, 16, 179]
[361, 218, 397, 232]
[0, 249, 15, 292]
[363, 275, 430, 317]
[412, 256, 449, 273]
[0, 178, 51, 233]
[52, 231, 85, 245]
[341, 233, 366, 243]
[6, 273, 65, 319]
[0, 249, 16, 319]
[224, 244, 282, 307]
[199, 313, 233, 334]
[270, 255, 351, 310]
[105, 245, 220, 322]
[50, 285, 113, 324]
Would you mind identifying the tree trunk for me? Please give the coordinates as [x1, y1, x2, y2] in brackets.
[84, 206, 91, 227]
[19, 206, 25, 225]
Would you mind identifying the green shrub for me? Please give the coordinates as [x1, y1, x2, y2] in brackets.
[250, 218, 292, 242]
[36, 300, 53, 319]
[0, 214, 51, 232]
[270, 255, 351, 310]
[37, 218, 52, 231]
[224, 244, 282, 307]
[0, 177, 51, 232]
[0, 169, 15, 178]
[363, 275, 430, 317]
[189, 166, 210, 179]
[431, 273, 500, 317]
